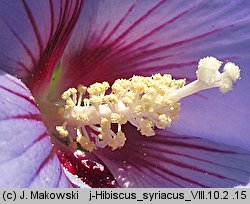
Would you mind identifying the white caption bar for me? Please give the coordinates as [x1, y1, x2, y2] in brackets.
[0, 188, 249, 204]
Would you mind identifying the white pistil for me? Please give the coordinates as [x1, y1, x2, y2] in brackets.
[170, 56, 240, 102]
[56, 56, 240, 152]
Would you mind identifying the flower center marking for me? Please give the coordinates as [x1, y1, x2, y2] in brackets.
[56, 56, 240, 152]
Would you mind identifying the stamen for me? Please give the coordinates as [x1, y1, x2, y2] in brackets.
[76, 127, 96, 152]
[56, 122, 68, 138]
[56, 56, 240, 152]
[77, 84, 87, 106]
[108, 130, 126, 150]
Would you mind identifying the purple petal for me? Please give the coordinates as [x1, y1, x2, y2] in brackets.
[0, 0, 83, 95]
[94, 124, 250, 187]
[170, 86, 250, 151]
[57, 0, 250, 86]
[56, 0, 250, 150]
[0, 71, 72, 187]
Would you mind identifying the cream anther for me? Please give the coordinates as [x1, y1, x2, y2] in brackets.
[56, 122, 68, 138]
[108, 130, 126, 150]
[77, 84, 87, 94]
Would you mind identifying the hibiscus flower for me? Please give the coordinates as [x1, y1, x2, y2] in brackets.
[0, 0, 250, 188]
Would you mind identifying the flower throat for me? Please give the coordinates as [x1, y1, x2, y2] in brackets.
[56, 56, 240, 152]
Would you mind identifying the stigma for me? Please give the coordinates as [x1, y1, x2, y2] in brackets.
[56, 56, 240, 152]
